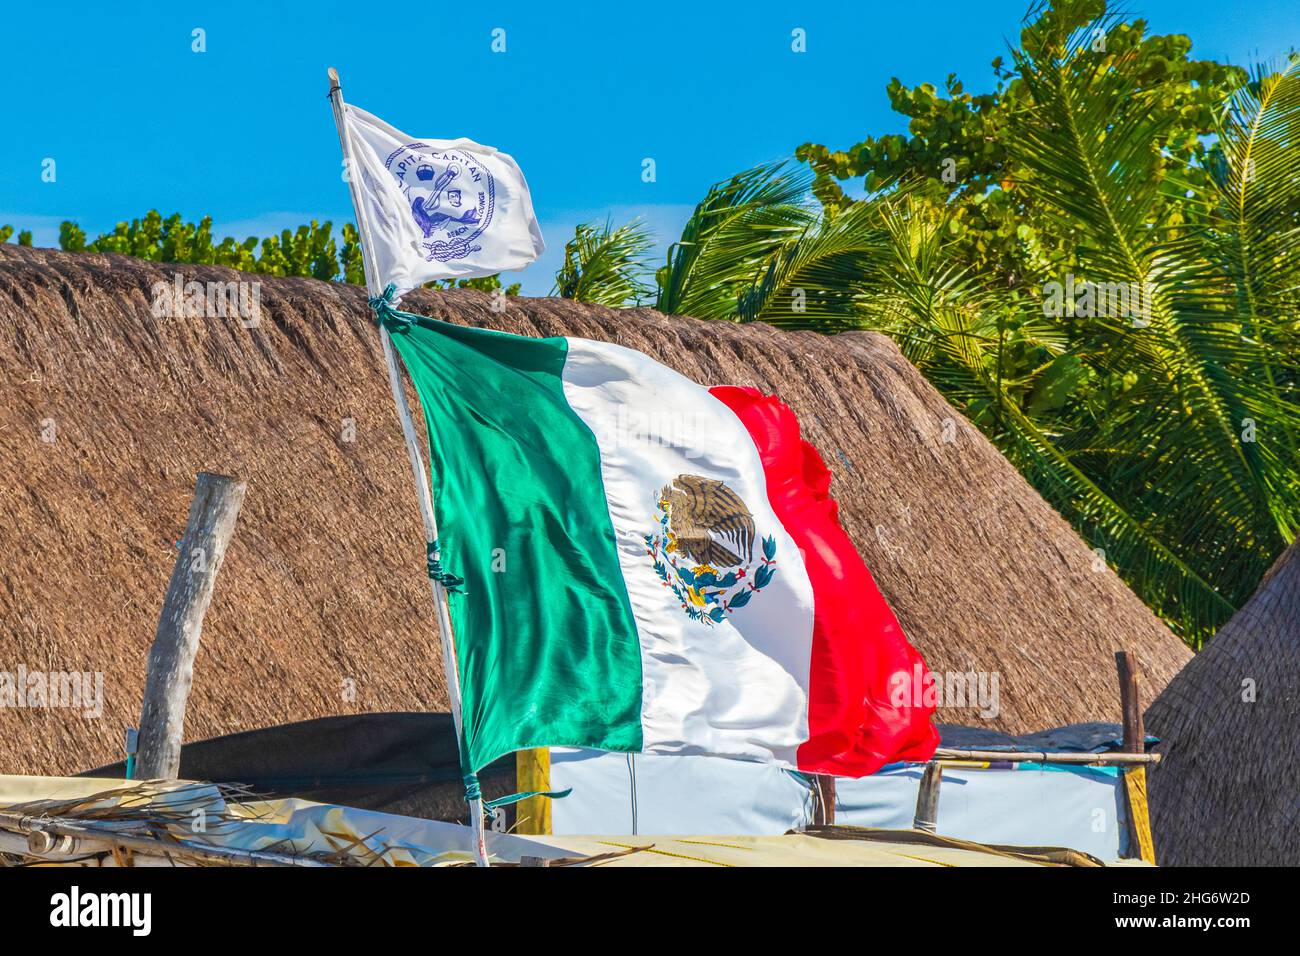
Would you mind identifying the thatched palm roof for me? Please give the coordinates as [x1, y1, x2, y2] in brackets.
[1146, 540, 1299, 865]
[0, 246, 1190, 775]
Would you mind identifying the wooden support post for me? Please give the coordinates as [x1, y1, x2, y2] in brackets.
[912, 760, 943, 833]
[1116, 650, 1144, 752]
[135, 473, 246, 780]
[812, 774, 837, 826]
[515, 747, 552, 835]
[1115, 650, 1156, 863]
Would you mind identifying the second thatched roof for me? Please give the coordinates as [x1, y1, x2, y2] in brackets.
[1146, 540, 1300, 865]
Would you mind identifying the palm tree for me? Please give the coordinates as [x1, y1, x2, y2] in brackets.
[726, 176, 1246, 645]
[992, 15, 1300, 644]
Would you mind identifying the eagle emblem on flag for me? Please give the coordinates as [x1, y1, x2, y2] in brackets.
[644, 474, 778, 625]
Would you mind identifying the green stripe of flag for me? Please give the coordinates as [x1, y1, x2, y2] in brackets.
[389, 317, 643, 771]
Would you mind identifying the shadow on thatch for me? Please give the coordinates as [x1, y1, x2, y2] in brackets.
[0, 245, 1189, 775]
[1146, 540, 1300, 865]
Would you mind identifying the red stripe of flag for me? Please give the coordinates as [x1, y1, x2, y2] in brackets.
[709, 385, 939, 776]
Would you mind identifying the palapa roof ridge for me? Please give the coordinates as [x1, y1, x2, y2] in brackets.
[0, 244, 1189, 775]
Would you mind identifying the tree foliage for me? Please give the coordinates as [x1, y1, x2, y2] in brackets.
[0, 225, 33, 246]
[559, 0, 1299, 646]
[42, 211, 517, 293]
[57, 211, 337, 278]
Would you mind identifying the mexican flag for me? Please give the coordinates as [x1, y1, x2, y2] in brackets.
[389, 312, 939, 777]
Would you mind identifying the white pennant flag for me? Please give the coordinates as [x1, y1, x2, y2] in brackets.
[343, 105, 545, 298]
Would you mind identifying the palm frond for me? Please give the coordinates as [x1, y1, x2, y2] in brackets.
[848, 192, 1239, 640]
[656, 161, 817, 319]
[736, 196, 885, 329]
[552, 217, 656, 307]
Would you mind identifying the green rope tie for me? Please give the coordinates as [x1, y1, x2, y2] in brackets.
[463, 773, 483, 803]
[368, 283, 413, 332]
[464, 773, 572, 809]
[464, 771, 571, 831]
[484, 787, 573, 811]
[427, 540, 465, 594]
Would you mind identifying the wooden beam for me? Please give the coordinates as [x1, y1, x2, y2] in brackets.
[812, 774, 837, 826]
[912, 760, 943, 833]
[1115, 650, 1144, 753]
[135, 473, 246, 780]
[0, 811, 322, 867]
[515, 748, 552, 835]
[1115, 650, 1156, 863]
[932, 748, 1160, 766]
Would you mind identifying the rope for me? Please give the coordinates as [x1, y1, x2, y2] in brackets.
[462, 772, 571, 824]
[367, 283, 414, 332]
[483, 787, 572, 811]
[427, 540, 465, 593]
[463, 774, 482, 803]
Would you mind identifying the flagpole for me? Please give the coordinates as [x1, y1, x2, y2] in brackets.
[326, 67, 489, 867]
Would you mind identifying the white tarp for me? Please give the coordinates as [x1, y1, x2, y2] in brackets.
[549, 749, 1129, 860]
[0, 776, 1067, 867]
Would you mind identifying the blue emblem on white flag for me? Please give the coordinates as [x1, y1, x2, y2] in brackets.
[386, 144, 495, 262]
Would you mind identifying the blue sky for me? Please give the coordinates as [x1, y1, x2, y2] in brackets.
[2, 1, 1296, 294]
